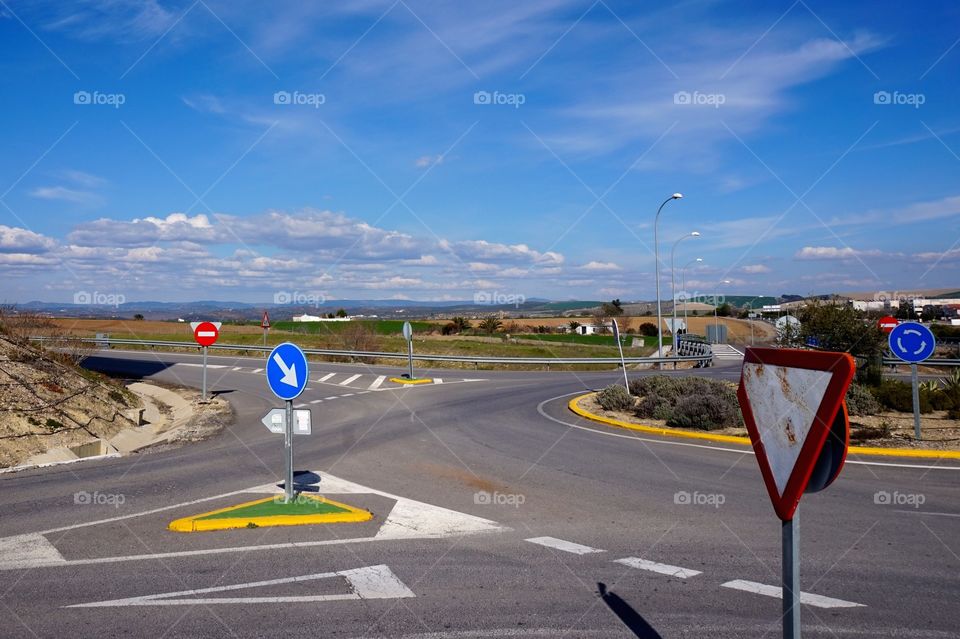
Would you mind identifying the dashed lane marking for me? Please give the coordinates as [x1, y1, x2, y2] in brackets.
[525, 537, 604, 555]
[368, 375, 386, 390]
[309, 399, 323, 404]
[614, 557, 701, 579]
[252, 368, 264, 373]
[317, 373, 336, 382]
[721, 579, 865, 609]
[434, 378, 443, 384]
[340, 374, 362, 386]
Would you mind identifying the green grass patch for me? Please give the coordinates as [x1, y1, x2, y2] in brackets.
[272, 319, 439, 335]
[515, 333, 670, 347]
[197, 496, 350, 520]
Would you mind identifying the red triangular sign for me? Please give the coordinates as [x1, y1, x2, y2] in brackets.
[261, 311, 271, 329]
[737, 347, 855, 521]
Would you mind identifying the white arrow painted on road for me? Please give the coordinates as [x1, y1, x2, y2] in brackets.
[65, 564, 414, 607]
[272, 352, 299, 387]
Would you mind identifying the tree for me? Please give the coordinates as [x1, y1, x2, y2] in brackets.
[478, 316, 502, 334]
[336, 308, 348, 318]
[716, 302, 733, 317]
[638, 322, 658, 337]
[568, 320, 581, 333]
[796, 301, 884, 358]
[601, 299, 624, 317]
[133, 313, 144, 321]
[591, 309, 610, 333]
[450, 316, 471, 333]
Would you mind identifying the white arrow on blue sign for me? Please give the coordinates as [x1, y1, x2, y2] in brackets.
[266, 342, 309, 400]
[888, 322, 935, 363]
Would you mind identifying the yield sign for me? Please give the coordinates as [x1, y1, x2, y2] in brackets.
[737, 347, 855, 521]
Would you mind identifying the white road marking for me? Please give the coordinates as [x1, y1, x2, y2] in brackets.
[536, 393, 960, 471]
[0, 534, 66, 570]
[309, 399, 323, 404]
[340, 374, 362, 386]
[325, 396, 338, 400]
[232, 367, 243, 371]
[318, 373, 336, 382]
[614, 557, 701, 579]
[294, 404, 307, 408]
[341, 393, 354, 397]
[721, 579, 865, 608]
[0, 472, 506, 570]
[65, 564, 415, 607]
[894, 510, 960, 518]
[252, 368, 264, 373]
[178, 363, 226, 369]
[368, 375, 386, 390]
[434, 378, 443, 384]
[525, 537, 604, 555]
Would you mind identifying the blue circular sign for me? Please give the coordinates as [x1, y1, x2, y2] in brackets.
[266, 342, 309, 400]
[888, 322, 935, 363]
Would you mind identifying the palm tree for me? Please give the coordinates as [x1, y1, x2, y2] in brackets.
[568, 320, 581, 333]
[451, 316, 471, 333]
[478, 316, 502, 334]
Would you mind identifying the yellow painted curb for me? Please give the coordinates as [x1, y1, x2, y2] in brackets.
[389, 377, 433, 385]
[168, 495, 373, 532]
[569, 392, 960, 460]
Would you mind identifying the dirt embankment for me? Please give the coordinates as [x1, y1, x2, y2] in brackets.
[0, 334, 141, 467]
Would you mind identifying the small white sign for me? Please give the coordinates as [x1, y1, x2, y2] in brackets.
[261, 408, 312, 435]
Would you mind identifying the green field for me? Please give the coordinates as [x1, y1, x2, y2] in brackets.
[271, 319, 439, 335]
[515, 333, 671, 347]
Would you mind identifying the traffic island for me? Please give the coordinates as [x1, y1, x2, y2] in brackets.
[168, 494, 372, 532]
[389, 377, 433, 385]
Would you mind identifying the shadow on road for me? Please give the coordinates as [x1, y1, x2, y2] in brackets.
[597, 582, 663, 639]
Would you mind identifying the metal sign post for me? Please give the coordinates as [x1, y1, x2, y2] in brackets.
[402, 321, 414, 379]
[261, 311, 271, 349]
[202, 346, 208, 401]
[284, 399, 294, 503]
[888, 322, 936, 441]
[612, 319, 629, 392]
[782, 510, 800, 639]
[191, 322, 221, 402]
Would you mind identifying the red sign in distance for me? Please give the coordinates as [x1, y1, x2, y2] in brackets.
[737, 347, 855, 521]
[878, 316, 898, 334]
[261, 311, 271, 329]
[193, 321, 219, 347]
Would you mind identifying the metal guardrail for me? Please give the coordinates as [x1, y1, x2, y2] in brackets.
[882, 357, 960, 367]
[29, 336, 713, 366]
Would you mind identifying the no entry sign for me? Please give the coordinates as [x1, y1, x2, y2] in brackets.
[192, 321, 220, 347]
[878, 316, 898, 334]
[737, 347, 855, 521]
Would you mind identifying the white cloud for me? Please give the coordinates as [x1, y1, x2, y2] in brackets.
[414, 154, 445, 168]
[794, 246, 885, 260]
[741, 264, 771, 274]
[30, 186, 102, 206]
[0, 225, 57, 254]
[577, 260, 622, 272]
[69, 213, 216, 246]
[441, 239, 564, 265]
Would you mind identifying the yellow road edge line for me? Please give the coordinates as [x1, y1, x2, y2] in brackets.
[568, 392, 960, 459]
[168, 495, 373, 533]
[389, 377, 433, 385]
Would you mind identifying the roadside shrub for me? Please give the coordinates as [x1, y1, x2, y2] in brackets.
[845, 382, 880, 416]
[638, 322, 658, 337]
[596, 384, 634, 411]
[667, 394, 742, 431]
[870, 380, 932, 414]
[629, 375, 742, 430]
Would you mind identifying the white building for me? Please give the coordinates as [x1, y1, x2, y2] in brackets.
[292, 314, 352, 322]
[573, 323, 612, 336]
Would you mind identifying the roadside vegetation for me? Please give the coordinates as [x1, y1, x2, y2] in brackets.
[595, 376, 743, 431]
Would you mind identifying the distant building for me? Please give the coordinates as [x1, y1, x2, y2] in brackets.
[292, 314, 352, 322]
[572, 323, 612, 336]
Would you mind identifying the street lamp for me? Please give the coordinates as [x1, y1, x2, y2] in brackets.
[654, 193, 683, 364]
[680, 257, 703, 331]
[671, 231, 700, 350]
[713, 279, 732, 343]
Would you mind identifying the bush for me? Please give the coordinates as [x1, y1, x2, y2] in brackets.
[870, 380, 932, 413]
[629, 375, 742, 430]
[845, 383, 880, 416]
[596, 384, 634, 411]
[638, 322, 658, 337]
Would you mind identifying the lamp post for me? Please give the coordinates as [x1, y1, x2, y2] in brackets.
[713, 279, 732, 343]
[680, 257, 703, 332]
[671, 231, 700, 351]
[654, 193, 683, 365]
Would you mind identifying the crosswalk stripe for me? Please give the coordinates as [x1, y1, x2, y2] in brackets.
[525, 537, 604, 555]
[721, 580, 865, 609]
[614, 557, 701, 579]
[368, 376, 386, 390]
[317, 373, 335, 382]
[252, 368, 264, 373]
[340, 374, 362, 386]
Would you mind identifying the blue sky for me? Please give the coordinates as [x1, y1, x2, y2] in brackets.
[1, 0, 959, 304]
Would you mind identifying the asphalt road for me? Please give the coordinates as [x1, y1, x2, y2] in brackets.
[1, 349, 958, 638]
